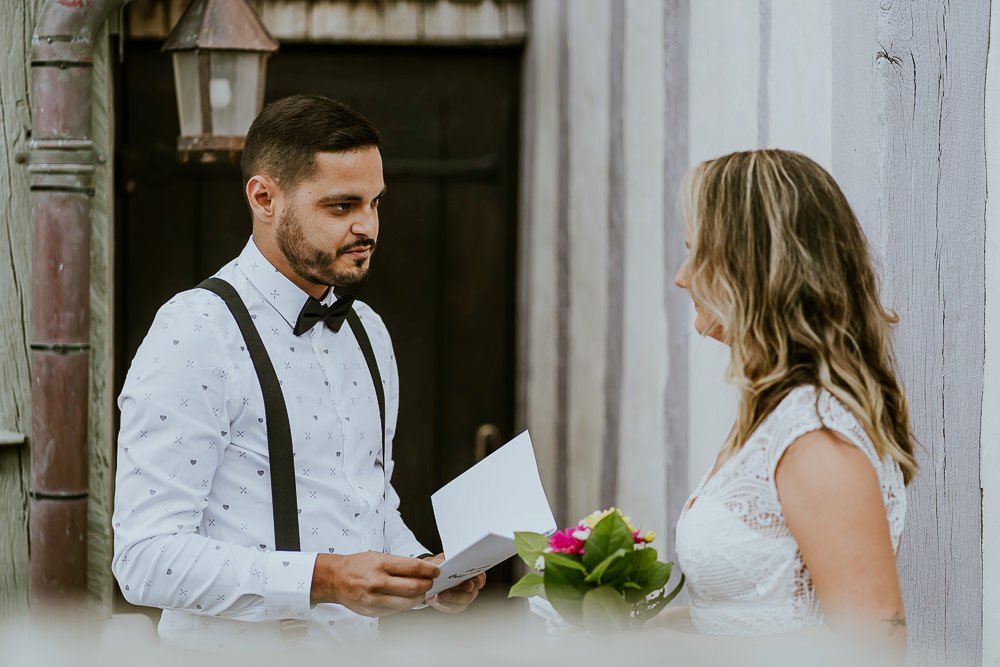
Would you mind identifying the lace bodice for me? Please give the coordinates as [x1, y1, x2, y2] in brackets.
[675, 385, 906, 635]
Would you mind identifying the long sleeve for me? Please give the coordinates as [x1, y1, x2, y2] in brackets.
[111, 297, 316, 620]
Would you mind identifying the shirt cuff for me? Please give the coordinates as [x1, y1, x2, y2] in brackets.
[391, 538, 432, 560]
[264, 551, 317, 619]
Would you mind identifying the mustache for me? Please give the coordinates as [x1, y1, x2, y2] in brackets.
[336, 238, 376, 256]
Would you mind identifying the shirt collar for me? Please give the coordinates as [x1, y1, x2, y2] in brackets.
[235, 237, 339, 330]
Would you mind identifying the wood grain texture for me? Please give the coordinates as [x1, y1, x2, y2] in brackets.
[983, 4, 1000, 662]
[833, 1, 987, 663]
[0, 0, 41, 622]
[565, 0, 610, 524]
[87, 23, 116, 617]
[522, 0, 560, 508]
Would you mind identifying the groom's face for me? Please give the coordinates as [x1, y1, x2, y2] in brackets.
[277, 147, 385, 288]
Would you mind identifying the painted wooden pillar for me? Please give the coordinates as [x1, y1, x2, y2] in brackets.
[0, 0, 116, 617]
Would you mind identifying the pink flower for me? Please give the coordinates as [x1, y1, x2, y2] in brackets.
[633, 530, 646, 544]
[548, 528, 586, 555]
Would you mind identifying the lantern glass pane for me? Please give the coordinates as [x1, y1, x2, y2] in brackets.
[209, 52, 263, 136]
[172, 52, 202, 136]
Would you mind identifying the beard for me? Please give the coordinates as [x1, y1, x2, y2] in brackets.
[275, 206, 376, 288]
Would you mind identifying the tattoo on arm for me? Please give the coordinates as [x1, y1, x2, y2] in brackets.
[880, 611, 907, 636]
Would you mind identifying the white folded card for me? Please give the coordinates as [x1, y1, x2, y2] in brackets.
[426, 431, 556, 597]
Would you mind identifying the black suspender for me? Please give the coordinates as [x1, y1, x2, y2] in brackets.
[197, 277, 386, 554]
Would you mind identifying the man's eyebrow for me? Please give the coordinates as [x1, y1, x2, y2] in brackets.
[316, 187, 387, 205]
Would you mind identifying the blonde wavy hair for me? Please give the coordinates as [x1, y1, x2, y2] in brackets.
[682, 149, 917, 484]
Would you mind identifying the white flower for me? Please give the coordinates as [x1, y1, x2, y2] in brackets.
[534, 555, 545, 571]
[571, 528, 591, 541]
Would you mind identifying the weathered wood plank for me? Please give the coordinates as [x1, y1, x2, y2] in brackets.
[834, 1, 987, 663]
[503, 0, 526, 40]
[126, 0, 169, 39]
[382, 1, 422, 41]
[616, 0, 668, 541]
[462, 0, 503, 40]
[352, 1, 383, 41]
[422, 0, 463, 41]
[983, 4, 1000, 662]
[0, 0, 42, 622]
[87, 22, 117, 618]
[260, 0, 309, 40]
[566, 0, 611, 524]
[307, 0, 353, 40]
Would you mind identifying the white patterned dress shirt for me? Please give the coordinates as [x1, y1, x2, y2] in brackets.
[112, 237, 427, 649]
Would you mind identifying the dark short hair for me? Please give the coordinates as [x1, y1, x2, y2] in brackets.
[241, 94, 381, 190]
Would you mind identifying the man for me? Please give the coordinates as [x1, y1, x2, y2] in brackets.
[112, 95, 484, 649]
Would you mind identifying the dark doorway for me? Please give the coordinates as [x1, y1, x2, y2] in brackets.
[116, 42, 522, 590]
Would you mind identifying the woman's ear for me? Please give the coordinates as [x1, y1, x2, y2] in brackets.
[246, 175, 281, 224]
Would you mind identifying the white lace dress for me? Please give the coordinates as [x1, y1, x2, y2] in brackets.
[675, 385, 906, 635]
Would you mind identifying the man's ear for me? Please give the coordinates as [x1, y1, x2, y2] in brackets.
[246, 175, 282, 224]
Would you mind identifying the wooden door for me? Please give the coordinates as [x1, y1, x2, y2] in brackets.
[117, 43, 521, 585]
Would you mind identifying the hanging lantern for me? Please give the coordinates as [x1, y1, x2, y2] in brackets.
[162, 0, 279, 163]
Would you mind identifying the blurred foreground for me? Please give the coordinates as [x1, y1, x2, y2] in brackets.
[1, 593, 899, 666]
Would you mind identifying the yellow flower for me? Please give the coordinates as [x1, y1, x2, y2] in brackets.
[644, 531, 656, 543]
[580, 507, 638, 533]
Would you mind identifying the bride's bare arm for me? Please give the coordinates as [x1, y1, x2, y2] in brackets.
[775, 428, 906, 660]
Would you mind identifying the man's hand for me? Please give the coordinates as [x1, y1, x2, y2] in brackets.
[310, 552, 439, 617]
[420, 554, 486, 614]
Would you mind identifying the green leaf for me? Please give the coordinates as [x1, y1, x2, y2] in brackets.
[543, 557, 586, 624]
[542, 551, 587, 572]
[508, 573, 545, 599]
[582, 512, 634, 571]
[583, 548, 627, 585]
[514, 532, 549, 569]
[580, 586, 630, 632]
[636, 560, 672, 598]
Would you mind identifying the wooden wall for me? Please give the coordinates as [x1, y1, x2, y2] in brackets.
[0, 0, 117, 618]
[126, 0, 526, 43]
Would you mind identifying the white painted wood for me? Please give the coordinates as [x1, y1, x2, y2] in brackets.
[307, 0, 354, 40]
[504, 1, 527, 40]
[352, 1, 382, 41]
[766, 0, 832, 168]
[566, 0, 611, 523]
[983, 1, 1000, 661]
[0, 431, 26, 446]
[686, 0, 755, 488]
[463, 0, 503, 40]
[259, 0, 310, 40]
[382, 1, 422, 41]
[422, 0, 463, 41]
[523, 0, 561, 503]
[0, 0, 42, 621]
[616, 0, 668, 542]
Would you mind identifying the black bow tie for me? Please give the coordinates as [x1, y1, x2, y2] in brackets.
[293, 295, 356, 336]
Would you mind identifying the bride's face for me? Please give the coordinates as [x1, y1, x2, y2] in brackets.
[674, 225, 725, 342]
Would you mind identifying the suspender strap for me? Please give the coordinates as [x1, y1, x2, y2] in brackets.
[198, 277, 301, 552]
[346, 310, 386, 467]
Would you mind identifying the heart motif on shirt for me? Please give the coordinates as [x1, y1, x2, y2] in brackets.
[177, 524, 183, 530]
[166, 569, 173, 575]
[336, 452, 341, 457]
[324, 381, 329, 387]
[190, 459, 197, 465]
[202, 385, 208, 391]
[222, 504, 229, 510]
[282, 561, 289, 567]
[313, 415, 318, 420]
[159, 415, 167, 421]
[353, 381, 358, 387]
[327, 548, 335, 553]
[354, 513, 360, 518]
[297, 509, 302, 514]
[259, 544, 266, 549]
[257, 470, 264, 476]
[172, 340, 179, 345]
[149, 489, 156, 495]
[323, 349, 329, 355]
[124, 585, 130, 591]
[289, 347, 295, 352]
[258, 418, 264, 423]
[221, 431, 227, 436]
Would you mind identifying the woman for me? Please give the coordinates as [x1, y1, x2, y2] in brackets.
[669, 149, 916, 657]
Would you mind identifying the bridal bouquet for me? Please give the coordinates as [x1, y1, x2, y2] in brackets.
[508, 508, 684, 632]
